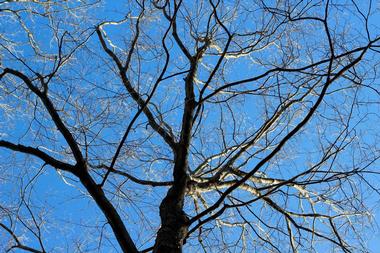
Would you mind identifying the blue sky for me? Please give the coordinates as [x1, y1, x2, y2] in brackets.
[1, 1, 380, 252]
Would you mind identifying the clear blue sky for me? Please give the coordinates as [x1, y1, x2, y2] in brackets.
[1, 1, 380, 252]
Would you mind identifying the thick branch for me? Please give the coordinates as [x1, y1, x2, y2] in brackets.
[0, 68, 85, 167]
[0, 140, 75, 172]
[78, 172, 139, 253]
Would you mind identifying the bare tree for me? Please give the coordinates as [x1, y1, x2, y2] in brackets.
[1, 0, 380, 252]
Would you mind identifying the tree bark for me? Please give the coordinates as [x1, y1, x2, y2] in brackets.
[153, 150, 190, 253]
[153, 181, 189, 253]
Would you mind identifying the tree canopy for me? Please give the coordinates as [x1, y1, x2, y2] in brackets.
[1, 0, 380, 252]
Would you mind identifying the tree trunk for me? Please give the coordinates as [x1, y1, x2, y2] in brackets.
[153, 181, 189, 253]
